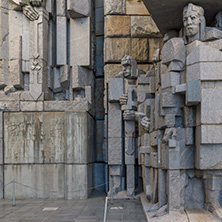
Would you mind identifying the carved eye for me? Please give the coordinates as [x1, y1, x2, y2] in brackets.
[191, 16, 196, 20]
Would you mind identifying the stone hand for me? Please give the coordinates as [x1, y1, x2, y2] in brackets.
[120, 94, 128, 106]
[123, 110, 135, 121]
[23, 5, 39, 21]
[141, 116, 150, 131]
[30, 0, 43, 7]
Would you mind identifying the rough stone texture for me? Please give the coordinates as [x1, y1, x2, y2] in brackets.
[104, 0, 125, 15]
[105, 16, 130, 37]
[131, 16, 161, 38]
[131, 38, 149, 62]
[104, 64, 122, 83]
[104, 38, 130, 63]
[126, 0, 149, 15]
[148, 38, 163, 63]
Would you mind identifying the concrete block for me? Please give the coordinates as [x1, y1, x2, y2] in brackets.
[184, 106, 196, 127]
[187, 44, 222, 66]
[161, 37, 185, 65]
[150, 131, 158, 147]
[150, 152, 158, 168]
[141, 133, 149, 146]
[161, 93, 184, 108]
[104, 64, 122, 84]
[70, 17, 91, 67]
[196, 137, 222, 170]
[67, 0, 91, 18]
[201, 125, 222, 144]
[65, 164, 93, 199]
[56, 16, 67, 65]
[72, 65, 93, 90]
[161, 72, 180, 89]
[167, 61, 185, 72]
[186, 80, 201, 105]
[167, 170, 180, 211]
[131, 16, 161, 38]
[201, 88, 222, 124]
[164, 114, 175, 128]
[95, 78, 104, 118]
[145, 153, 150, 167]
[0, 101, 19, 111]
[0, 139, 3, 165]
[206, 176, 222, 191]
[154, 94, 160, 130]
[20, 101, 43, 111]
[174, 83, 186, 94]
[110, 165, 121, 176]
[104, 0, 125, 15]
[9, 59, 23, 89]
[60, 65, 70, 89]
[108, 110, 122, 138]
[168, 148, 180, 170]
[108, 138, 122, 165]
[44, 101, 91, 112]
[105, 15, 130, 37]
[65, 111, 94, 164]
[187, 62, 222, 81]
[140, 146, 151, 154]
[109, 78, 123, 102]
[4, 164, 64, 198]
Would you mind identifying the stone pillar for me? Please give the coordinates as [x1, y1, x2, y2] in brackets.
[29, 7, 49, 100]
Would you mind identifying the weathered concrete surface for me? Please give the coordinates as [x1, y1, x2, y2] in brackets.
[4, 112, 65, 164]
[4, 164, 65, 198]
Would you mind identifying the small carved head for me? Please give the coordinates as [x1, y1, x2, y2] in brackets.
[121, 55, 137, 79]
[183, 3, 205, 43]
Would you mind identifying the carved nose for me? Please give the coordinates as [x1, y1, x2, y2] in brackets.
[187, 17, 192, 25]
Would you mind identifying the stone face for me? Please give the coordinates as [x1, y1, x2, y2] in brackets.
[104, 38, 130, 63]
[131, 16, 161, 38]
[105, 16, 130, 37]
